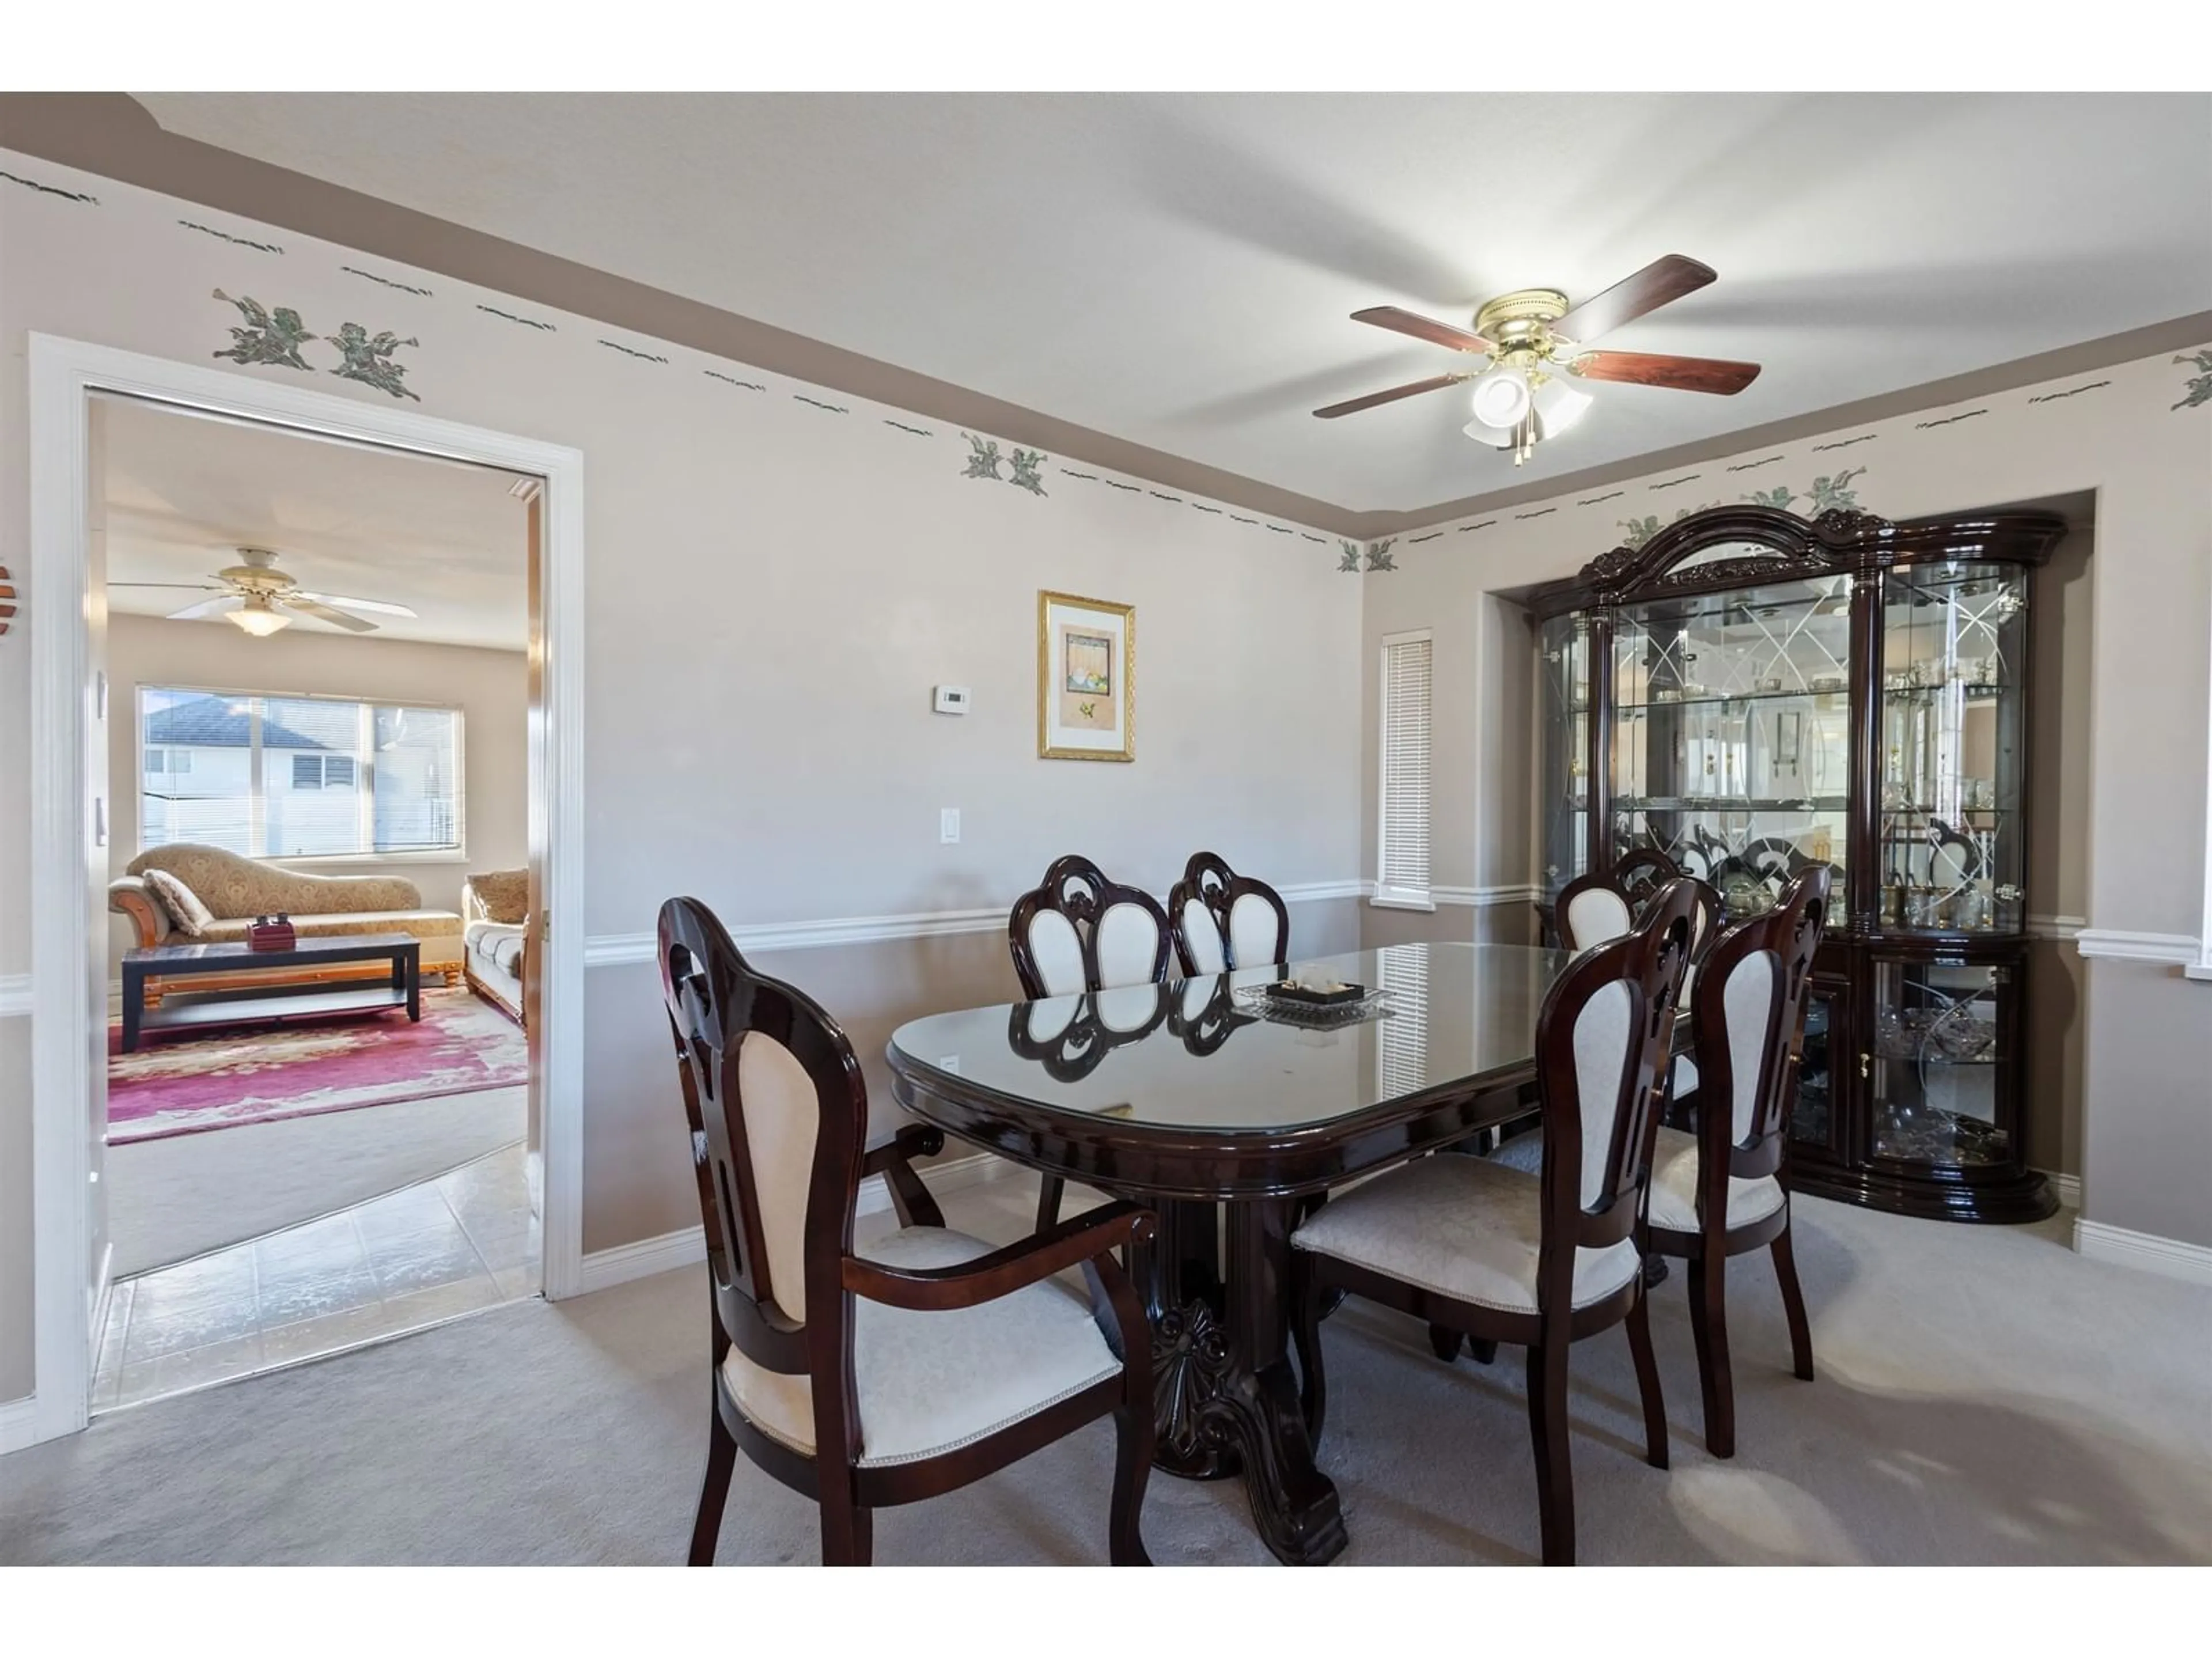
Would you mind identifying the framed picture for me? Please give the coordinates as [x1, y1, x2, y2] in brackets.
[1037, 589, 1135, 762]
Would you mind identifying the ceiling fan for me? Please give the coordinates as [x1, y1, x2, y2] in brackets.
[111, 547, 419, 638]
[1314, 254, 1761, 464]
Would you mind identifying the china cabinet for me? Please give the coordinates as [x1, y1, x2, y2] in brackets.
[1529, 503, 2066, 1221]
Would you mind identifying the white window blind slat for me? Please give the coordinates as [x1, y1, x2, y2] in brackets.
[1377, 634, 1433, 900]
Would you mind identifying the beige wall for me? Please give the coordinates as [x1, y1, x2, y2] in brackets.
[0, 151, 1368, 1404]
[1357, 350, 2212, 1243]
[103, 614, 529, 972]
[2020, 525, 2094, 1175]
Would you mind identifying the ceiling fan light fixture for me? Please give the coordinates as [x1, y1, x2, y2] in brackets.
[226, 596, 291, 638]
[1468, 364, 1532, 430]
[1531, 374, 1593, 435]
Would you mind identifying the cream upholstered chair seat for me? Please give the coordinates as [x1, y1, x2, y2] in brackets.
[720, 1224, 1121, 1468]
[1291, 1155, 1642, 1316]
[1645, 1126, 1785, 1233]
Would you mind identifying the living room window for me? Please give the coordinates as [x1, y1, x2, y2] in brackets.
[137, 686, 464, 859]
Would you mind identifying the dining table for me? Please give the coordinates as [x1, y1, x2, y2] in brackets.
[886, 939, 1662, 1567]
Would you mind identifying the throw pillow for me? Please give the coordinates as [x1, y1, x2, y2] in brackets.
[141, 869, 215, 938]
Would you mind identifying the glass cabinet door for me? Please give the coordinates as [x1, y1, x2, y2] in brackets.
[1876, 562, 2029, 934]
[1538, 612, 1590, 906]
[1607, 572, 1853, 921]
[1788, 974, 1847, 1156]
[1866, 957, 2011, 1168]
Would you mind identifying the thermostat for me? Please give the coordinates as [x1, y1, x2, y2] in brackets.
[933, 685, 971, 715]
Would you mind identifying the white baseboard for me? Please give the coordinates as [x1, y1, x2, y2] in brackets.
[0, 1395, 40, 1455]
[2037, 1169, 2082, 1209]
[2074, 1218, 2212, 1285]
[574, 1149, 1025, 1296]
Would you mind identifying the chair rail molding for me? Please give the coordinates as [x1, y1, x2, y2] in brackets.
[0, 974, 31, 1018]
[583, 879, 1370, 967]
[2074, 929, 2203, 965]
[21, 332, 588, 1455]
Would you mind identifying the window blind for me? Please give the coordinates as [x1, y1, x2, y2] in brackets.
[1378, 634, 1433, 901]
[1377, 946, 1432, 1100]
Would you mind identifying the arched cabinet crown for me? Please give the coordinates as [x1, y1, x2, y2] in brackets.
[1529, 501, 2068, 1225]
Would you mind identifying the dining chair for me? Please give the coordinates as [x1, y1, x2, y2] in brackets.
[1645, 865, 1831, 1459]
[1167, 850, 1291, 976]
[1547, 863, 1717, 1126]
[1009, 855, 1173, 1225]
[659, 896, 1157, 1566]
[1289, 878, 1699, 1566]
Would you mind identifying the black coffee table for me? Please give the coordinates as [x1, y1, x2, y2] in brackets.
[120, 932, 422, 1051]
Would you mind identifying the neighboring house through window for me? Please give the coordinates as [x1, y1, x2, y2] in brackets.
[138, 687, 464, 858]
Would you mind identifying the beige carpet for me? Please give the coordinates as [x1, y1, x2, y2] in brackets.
[106, 1086, 528, 1276]
[3, 1177, 2207, 1566]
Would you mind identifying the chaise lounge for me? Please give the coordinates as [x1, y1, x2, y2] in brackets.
[110, 843, 465, 1001]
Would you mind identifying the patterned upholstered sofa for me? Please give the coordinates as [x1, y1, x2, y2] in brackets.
[461, 868, 528, 1025]
[110, 843, 465, 998]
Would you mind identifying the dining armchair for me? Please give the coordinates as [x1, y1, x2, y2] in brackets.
[1009, 855, 1172, 1225]
[1166, 850, 1290, 976]
[1289, 878, 1699, 1566]
[659, 896, 1157, 1566]
[1645, 865, 1830, 1459]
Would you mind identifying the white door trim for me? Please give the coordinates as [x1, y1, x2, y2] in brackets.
[23, 334, 588, 1452]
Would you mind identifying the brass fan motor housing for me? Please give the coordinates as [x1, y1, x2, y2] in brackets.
[1473, 287, 1573, 369]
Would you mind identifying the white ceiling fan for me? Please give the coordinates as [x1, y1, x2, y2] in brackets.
[112, 547, 419, 637]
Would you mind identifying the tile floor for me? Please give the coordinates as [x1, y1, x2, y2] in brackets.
[94, 1140, 540, 1412]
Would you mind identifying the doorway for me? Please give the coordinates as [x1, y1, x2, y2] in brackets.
[25, 334, 585, 1449]
[93, 400, 536, 1407]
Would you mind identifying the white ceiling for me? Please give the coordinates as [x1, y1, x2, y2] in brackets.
[138, 92, 2212, 514]
[104, 397, 531, 650]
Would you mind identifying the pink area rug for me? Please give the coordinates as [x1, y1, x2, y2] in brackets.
[107, 988, 528, 1144]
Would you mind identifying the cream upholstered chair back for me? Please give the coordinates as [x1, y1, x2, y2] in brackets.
[126, 842, 422, 918]
[1690, 865, 1832, 1187]
[1558, 879, 1635, 952]
[1531, 877, 1699, 1283]
[658, 896, 866, 1457]
[1007, 855, 1172, 999]
[1168, 851, 1290, 978]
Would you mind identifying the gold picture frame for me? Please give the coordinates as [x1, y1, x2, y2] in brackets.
[1037, 589, 1135, 762]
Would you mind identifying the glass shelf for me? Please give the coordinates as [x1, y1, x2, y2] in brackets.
[1615, 688, 1850, 715]
[1884, 682, 2006, 701]
[1617, 795, 1850, 813]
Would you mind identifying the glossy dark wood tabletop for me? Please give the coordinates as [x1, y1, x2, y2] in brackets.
[888, 943, 1570, 1200]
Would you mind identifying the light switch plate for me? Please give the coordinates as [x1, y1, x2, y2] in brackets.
[940, 808, 960, 844]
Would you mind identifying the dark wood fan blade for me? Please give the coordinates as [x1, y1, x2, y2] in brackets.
[1552, 255, 1717, 343]
[1313, 373, 1472, 419]
[1350, 306, 1494, 355]
[1570, 351, 1761, 395]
